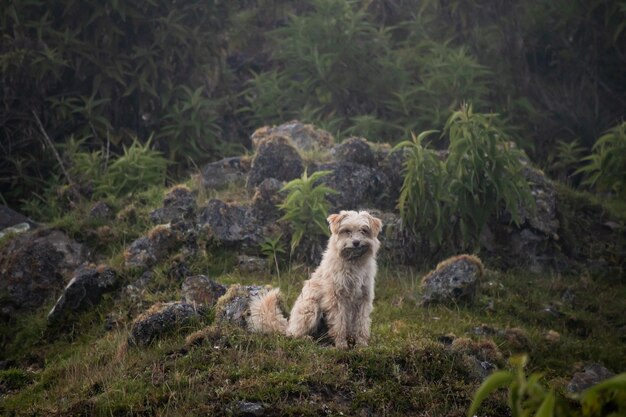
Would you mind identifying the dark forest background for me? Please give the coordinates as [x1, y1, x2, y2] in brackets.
[2, 0, 625, 215]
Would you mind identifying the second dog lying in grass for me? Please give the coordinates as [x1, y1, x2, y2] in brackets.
[248, 210, 382, 348]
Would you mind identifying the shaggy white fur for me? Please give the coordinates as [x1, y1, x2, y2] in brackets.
[248, 210, 382, 348]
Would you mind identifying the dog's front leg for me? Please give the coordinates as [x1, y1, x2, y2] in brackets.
[352, 298, 373, 347]
[326, 300, 350, 349]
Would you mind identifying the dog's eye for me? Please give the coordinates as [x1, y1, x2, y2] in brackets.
[361, 228, 370, 236]
[340, 229, 351, 235]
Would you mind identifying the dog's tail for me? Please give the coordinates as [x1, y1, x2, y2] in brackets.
[248, 288, 288, 334]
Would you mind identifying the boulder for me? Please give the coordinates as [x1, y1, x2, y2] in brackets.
[420, 255, 484, 305]
[47, 265, 118, 323]
[246, 136, 304, 189]
[197, 199, 283, 249]
[330, 137, 376, 167]
[567, 364, 615, 393]
[0, 229, 87, 317]
[250, 178, 284, 223]
[150, 186, 197, 224]
[215, 285, 269, 328]
[364, 210, 421, 264]
[124, 223, 186, 269]
[197, 157, 250, 190]
[251, 120, 334, 152]
[128, 302, 199, 347]
[231, 401, 266, 417]
[312, 162, 390, 211]
[181, 275, 227, 308]
[378, 147, 409, 210]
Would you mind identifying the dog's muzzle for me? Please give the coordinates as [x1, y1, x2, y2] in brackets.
[341, 243, 370, 260]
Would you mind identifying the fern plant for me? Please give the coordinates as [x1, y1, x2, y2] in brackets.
[278, 169, 338, 254]
[576, 122, 626, 200]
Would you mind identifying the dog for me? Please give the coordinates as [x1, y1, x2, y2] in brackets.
[248, 210, 382, 348]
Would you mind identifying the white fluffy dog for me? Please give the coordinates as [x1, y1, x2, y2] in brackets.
[248, 210, 382, 348]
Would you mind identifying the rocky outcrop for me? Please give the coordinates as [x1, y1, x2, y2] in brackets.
[150, 186, 197, 224]
[181, 275, 227, 308]
[0, 229, 87, 317]
[331, 137, 376, 166]
[124, 222, 192, 269]
[312, 162, 390, 211]
[128, 302, 199, 347]
[47, 264, 118, 323]
[246, 136, 304, 189]
[197, 199, 283, 250]
[197, 157, 250, 190]
[251, 120, 334, 152]
[420, 255, 484, 305]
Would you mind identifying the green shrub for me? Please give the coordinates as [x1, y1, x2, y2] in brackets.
[576, 122, 626, 200]
[0, 369, 33, 391]
[95, 137, 168, 199]
[278, 170, 338, 254]
[468, 355, 626, 417]
[396, 104, 533, 251]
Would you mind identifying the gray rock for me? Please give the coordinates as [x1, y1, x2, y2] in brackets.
[251, 120, 334, 152]
[48, 265, 118, 323]
[124, 224, 185, 269]
[250, 178, 284, 223]
[197, 157, 250, 190]
[215, 285, 268, 328]
[246, 136, 304, 189]
[181, 275, 227, 308]
[150, 186, 197, 224]
[0, 229, 87, 316]
[128, 302, 199, 347]
[233, 401, 265, 416]
[567, 364, 615, 393]
[312, 162, 390, 211]
[0, 205, 36, 229]
[519, 166, 559, 238]
[331, 137, 375, 167]
[88, 201, 114, 221]
[236, 255, 268, 274]
[420, 255, 484, 305]
[379, 147, 409, 210]
[197, 199, 281, 249]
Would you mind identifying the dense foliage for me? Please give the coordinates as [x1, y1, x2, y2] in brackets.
[396, 106, 533, 252]
[1, 0, 625, 211]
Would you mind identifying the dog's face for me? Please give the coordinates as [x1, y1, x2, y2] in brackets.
[327, 211, 382, 261]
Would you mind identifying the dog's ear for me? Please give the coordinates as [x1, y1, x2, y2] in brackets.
[363, 212, 383, 236]
[327, 212, 347, 234]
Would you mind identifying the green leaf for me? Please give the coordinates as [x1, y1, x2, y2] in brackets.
[467, 371, 515, 417]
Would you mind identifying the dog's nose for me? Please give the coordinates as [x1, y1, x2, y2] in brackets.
[352, 240, 360, 247]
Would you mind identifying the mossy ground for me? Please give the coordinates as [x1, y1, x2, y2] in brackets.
[1, 263, 624, 416]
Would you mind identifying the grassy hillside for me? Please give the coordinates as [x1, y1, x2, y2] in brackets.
[1, 266, 624, 416]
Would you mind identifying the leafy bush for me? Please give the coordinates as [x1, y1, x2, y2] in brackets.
[468, 355, 626, 417]
[576, 122, 626, 200]
[278, 170, 338, 254]
[396, 105, 533, 251]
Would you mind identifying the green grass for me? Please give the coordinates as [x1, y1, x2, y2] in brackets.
[1, 264, 624, 416]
